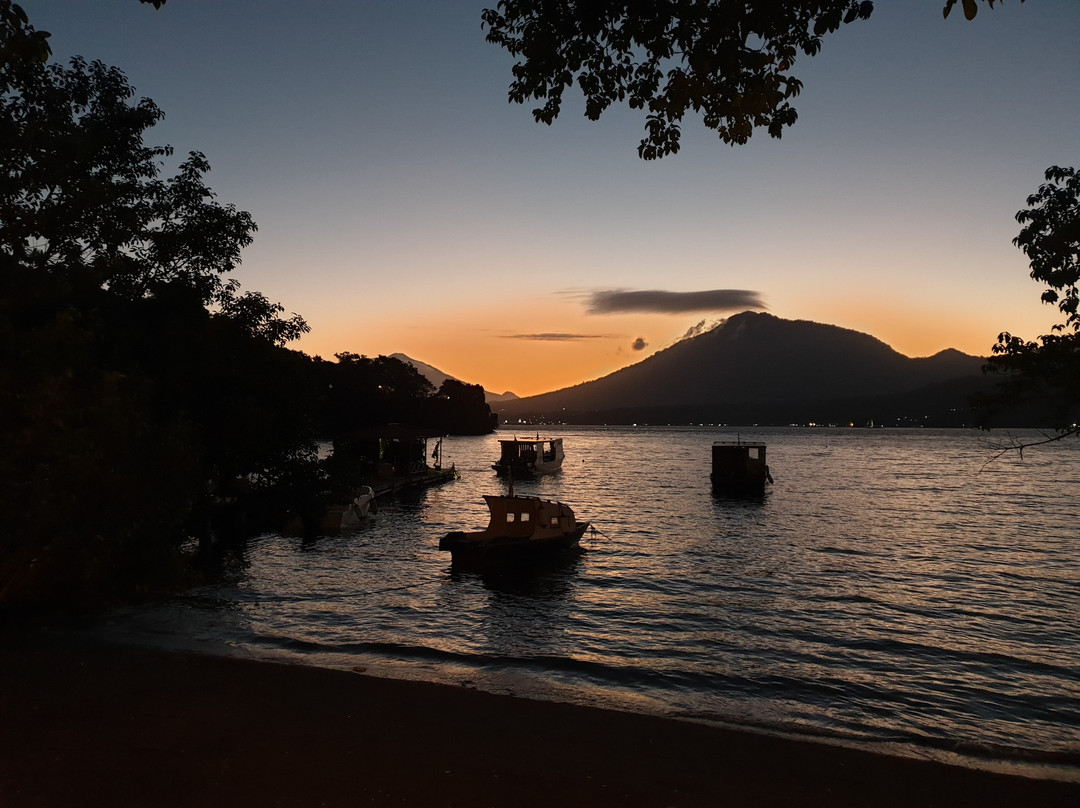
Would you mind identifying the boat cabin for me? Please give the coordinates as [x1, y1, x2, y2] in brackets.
[331, 424, 455, 493]
[335, 424, 438, 477]
[438, 492, 589, 565]
[492, 436, 565, 477]
[480, 494, 578, 540]
[711, 441, 772, 496]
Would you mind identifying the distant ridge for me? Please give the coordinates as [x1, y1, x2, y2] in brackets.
[390, 353, 518, 405]
[495, 312, 998, 427]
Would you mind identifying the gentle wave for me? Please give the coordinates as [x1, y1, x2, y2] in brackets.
[92, 426, 1080, 779]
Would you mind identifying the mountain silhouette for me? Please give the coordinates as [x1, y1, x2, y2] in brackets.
[390, 353, 518, 404]
[494, 312, 998, 426]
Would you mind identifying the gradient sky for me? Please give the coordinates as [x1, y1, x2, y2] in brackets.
[21, 1, 1080, 397]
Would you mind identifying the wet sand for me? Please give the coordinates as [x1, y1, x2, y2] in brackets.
[3, 638, 1078, 807]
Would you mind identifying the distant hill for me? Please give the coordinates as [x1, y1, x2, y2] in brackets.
[390, 353, 518, 405]
[390, 354, 454, 389]
[484, 390, 521, 404]
[494, 312, 1007, 427]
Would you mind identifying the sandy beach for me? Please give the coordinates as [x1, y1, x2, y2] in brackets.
[2, 636, 1078, 808]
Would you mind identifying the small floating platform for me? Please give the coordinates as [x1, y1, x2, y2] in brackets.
[711, 441, 773, 497]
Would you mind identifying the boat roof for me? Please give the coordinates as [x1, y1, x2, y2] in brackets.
[498, 436, 562, 444]
[483, 493, 574, 509]
[483, 494, 565, 506]
[712, 440, 766, 448]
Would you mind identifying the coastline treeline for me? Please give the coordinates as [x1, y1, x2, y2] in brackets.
[5, 0, 1076, 614]
[0, 7, 493, 615]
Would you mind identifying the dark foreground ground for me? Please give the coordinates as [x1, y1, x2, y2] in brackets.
[2, 636, 1078, 807]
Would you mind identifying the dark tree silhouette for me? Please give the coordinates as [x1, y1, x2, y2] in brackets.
[481, 0, 1023, 159]
[942, 0, 1023, 22]
[977, 166, 1080, 445]
[0, 1, 49, 65]
[8, 0, 1026, 163]
[321, 353, 437, 435]
[0, 48, 306, 343]
[1014, 167, 1080, 333]
[429, 378, 499, 435]
[0, 11, 318, 611]
[317, 354, 495, 437]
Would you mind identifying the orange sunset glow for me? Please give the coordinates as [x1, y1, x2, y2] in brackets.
[23, 1, 1078, 401]
[9, 4, 1080, 802]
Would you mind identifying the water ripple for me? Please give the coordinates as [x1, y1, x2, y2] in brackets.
[94, 427, 1080, 779]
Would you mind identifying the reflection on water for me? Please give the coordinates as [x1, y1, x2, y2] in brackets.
[452, 554, 583, 597]
[93, 426, 1080, 779]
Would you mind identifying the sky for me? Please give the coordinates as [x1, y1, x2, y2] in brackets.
[20, 1, 1080, 397]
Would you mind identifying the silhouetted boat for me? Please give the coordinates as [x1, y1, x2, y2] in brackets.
[491, 436, 565, 478]
[332, 425, 458, 494]
[711, 440, 773, 496]
[282, 484, 378, 536]
[337, 485, 377, 529]
[439, 492, 588, 567]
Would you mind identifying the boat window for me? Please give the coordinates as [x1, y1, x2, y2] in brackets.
[550, 517, 560, 527]
[506, 513, 515, 523]
[520, 512, 530, 522]
[748, 448, 760, 460]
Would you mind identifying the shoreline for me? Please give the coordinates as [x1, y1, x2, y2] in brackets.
[222, 644, 1080, 786]
[3, 636, 1079, 807]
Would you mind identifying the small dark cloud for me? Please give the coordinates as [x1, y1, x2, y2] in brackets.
[587, 289, 766, 315]
[631, 336, 648, 351]
[502, 332, 612, 342]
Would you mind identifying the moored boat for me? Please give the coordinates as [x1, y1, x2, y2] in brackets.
[338, 485, 377, 529]
[491, 436, 565, 478]
[711, 440, 773, 496]
[439, 492, 588, 567]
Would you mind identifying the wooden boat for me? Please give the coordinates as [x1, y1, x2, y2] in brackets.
[439, 491, 589, 567]
[491, 436, 565, 478]
[711, 441, 773, 496]
[334, 425, 457, 492]
[282, 485, 378, 536]
[338, 485, 377, 529]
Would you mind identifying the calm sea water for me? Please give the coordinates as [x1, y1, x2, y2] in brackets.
[95, 426, 1080, 780]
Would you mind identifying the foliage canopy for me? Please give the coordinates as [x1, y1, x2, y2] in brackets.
[979, 167, 1080, 437]
[1, 7, 496, 612]
[1, 49, 308, 346]
[482, 0, 1023, 159]
[1, 9, 318, 611]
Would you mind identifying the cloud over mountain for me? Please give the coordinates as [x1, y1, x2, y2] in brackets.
[680, 319, 722, 340]
[587, 289, 766, 315]
[501, 332, 613, 342]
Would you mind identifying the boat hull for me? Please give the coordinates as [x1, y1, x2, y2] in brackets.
[710, 476, 767, 497]
[491, 459, 562, 478]
[440, 522, 589, 568]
